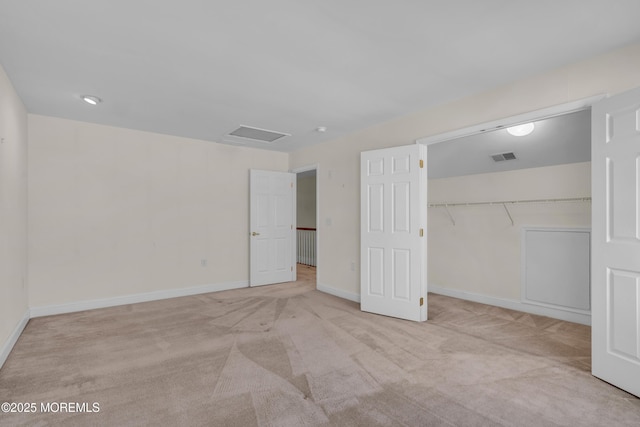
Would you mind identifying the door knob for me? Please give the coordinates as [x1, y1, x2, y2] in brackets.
[251, 231, 260, 236]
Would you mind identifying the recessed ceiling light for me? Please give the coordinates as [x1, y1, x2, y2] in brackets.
[316, 126, 327, 132]
[82, 95, 102, 105]
[507, 122, 534, 136]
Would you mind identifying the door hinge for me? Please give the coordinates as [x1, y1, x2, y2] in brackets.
[420, 297, 424, 306]
[291, 224, 293, 230]
[291, 266, 293, 272]
[419, 228, 424, 237]
[291, 182, 293, 188]
[419, 159, 424, 168]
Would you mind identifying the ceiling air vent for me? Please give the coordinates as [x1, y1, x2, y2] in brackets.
[491, 152, 517, 162]
[227, 126, 290, 143]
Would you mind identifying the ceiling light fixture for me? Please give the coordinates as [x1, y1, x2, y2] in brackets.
[507, 122, 534, 136]
[82, 95, 102, 105]
[315, 126, 327, 132]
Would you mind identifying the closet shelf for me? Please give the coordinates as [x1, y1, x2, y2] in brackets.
[428, 197, 591, 226]
[428, 196, 591, 208]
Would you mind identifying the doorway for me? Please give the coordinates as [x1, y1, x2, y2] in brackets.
[419, 100, 596, 324]
[293, 165, 319, 286]
[417, 90, 640, 399]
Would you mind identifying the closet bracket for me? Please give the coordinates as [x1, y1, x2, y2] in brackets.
[443, 204, 456, 226]
[502, 203, 514, 226]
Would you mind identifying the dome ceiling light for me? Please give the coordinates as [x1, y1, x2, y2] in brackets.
[82, 95, 102, 105]
[507, 122, 534, 136]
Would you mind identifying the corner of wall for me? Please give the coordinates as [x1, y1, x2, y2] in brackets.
[0, 310, 30, 370]
[0, 63, 29, 370]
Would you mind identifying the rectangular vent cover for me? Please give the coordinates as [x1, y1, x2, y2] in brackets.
[491, 152, 517, 162]
[228, 126, 289, 143]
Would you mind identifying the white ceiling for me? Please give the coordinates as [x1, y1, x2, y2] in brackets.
[1, 1, 639, 154]
[427, 109, 591, 179]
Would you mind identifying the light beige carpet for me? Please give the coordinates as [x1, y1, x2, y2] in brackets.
[1, 265, 639, 426]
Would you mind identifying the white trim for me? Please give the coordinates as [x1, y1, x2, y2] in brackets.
[521, 226, 591, 314]
[291, 164, 319, 174]
[30, 280, 248, 318]
[0, 309, 30, 369]
[416, 95, 605, 146]
[291, 174, 297, 281]
[317, 282, 360, 303]
[429, 284, 591, 325]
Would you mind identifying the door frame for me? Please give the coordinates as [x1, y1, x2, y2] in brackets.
[291, 163, 320, 285]
[416, 96, 605, 147]
[416, 95, 605, 317]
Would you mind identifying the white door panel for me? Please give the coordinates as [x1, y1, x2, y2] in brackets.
[250, 170, 295, 286]
[592, 87, 640, 397]
[361, 144, 427, 322]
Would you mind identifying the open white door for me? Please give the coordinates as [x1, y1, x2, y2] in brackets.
[249, 169, 296, 287]
[592, 87, 640, 397]
[360, 144, 427, 321]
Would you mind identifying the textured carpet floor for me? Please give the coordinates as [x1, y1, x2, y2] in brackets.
[1, 265, 639, 426]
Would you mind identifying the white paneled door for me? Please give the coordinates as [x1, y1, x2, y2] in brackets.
[360, 144, 427, 321]
[592, 87, 640, 397]
[249, 170, 296, 287]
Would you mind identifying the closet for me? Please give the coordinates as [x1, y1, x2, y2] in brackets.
[422, 108, 592, 324]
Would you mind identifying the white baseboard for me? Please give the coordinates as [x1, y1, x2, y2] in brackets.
[429, 285, 591, 325]
[30, 280, 248, 318]
[317, 282, 361, 303]
[1, 309, 30, 370]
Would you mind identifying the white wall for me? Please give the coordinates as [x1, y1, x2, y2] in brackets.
[7, 40, 640, 335]
[428, 162, 591, 300]
[296, 174, 316, 229]
[290, 42, 640, 300]
[0, 65, 28, 363]
[28, 115, 288, 309]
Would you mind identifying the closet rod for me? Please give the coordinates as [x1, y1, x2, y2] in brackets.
[428, 197, 591, 208]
